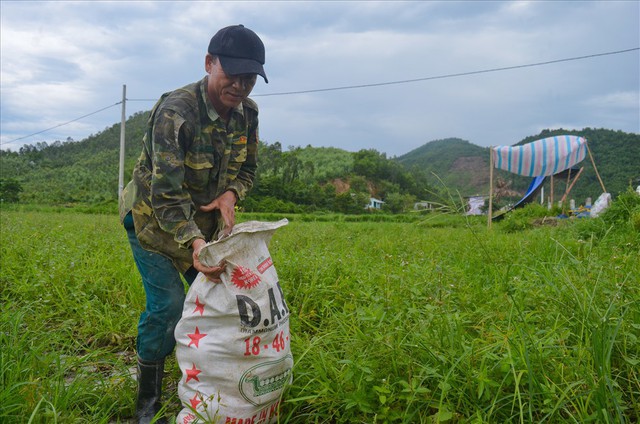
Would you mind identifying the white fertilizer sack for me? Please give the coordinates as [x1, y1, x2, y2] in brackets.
[175, 219, 292, 424]
[590, 192, 611, 218]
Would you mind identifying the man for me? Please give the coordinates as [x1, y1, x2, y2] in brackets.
[119, 24, 267, 423]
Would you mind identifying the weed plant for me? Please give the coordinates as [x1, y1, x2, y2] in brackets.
[1, 198, 638, 423]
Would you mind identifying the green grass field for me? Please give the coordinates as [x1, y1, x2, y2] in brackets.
[1, 200, 639, 423]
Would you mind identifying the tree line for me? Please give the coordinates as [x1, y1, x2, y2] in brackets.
[0, 111, 436, 214]
[242, 142, 435, 214]
[1, 111, 637, 214]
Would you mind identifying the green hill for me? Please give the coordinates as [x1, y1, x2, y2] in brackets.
[395, 130, 640, 204]
[515, 128, 640, 203]
[1, 111, 638, 213]
[396, 138, 490, 196]
[1, 111, 150, 205]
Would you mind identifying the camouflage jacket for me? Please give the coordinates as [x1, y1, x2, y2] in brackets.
[119, 77, 259, 273]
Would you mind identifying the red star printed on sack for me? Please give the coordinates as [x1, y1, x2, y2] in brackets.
[189, 392, 202, 410]
[193, 296, 205, 315]
[231, 265, 261, 290]
[187, 326, 207, 348]
[185, 364, 202, 383]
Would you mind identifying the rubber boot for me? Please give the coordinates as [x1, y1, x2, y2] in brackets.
[136, 357, 167, 424]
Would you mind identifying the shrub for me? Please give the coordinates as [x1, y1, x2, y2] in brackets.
[632, 209, 640, 232]
[572, 187, 640, 242]
[499, 203, 561, 233]
[599, 187, 640, 226]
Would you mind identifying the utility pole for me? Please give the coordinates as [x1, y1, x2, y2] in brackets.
[118, 84, 126, 197]
[488, 147, 493, 229]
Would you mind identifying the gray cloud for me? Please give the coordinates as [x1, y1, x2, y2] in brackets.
[1, 1, 638, 156]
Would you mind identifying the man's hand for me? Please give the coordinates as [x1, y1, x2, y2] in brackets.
[191, 238, 226, 283]
[200, 190, 237, 238]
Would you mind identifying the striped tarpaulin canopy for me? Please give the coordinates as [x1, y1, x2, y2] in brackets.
[492, 135, 587, 177]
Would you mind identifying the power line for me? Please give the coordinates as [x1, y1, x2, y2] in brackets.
[118, 47, 638, 101]
[3, 47, 638, 146]
[252, 47, 640, 96]
[2, 102, 122, 147]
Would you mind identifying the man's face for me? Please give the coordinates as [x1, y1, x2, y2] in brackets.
[205, 54, 257, 114]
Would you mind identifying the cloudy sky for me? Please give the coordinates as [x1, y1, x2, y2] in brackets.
[1, 1, 638, 157]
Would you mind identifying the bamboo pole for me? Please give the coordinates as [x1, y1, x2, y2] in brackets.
[118, 84, 126, 197]
[550, 175, 554, 209]
[488, 147, 494, 229]
[586, 141, 606, 193]
[560, 167, 584, 203]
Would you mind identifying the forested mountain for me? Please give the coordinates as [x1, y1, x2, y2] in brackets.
[515, 128, 639, 203]
[397, 129, 640, 205]
[1, 110, 638, 214]
[396, 138, 490, 196]
[0, 111, 430, 213]
[1, 111, 149, 205]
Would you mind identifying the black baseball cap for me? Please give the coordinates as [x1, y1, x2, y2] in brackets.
[208, 24, 268, 83]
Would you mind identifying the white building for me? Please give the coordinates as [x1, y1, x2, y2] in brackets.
[367, 198, 384, 209]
